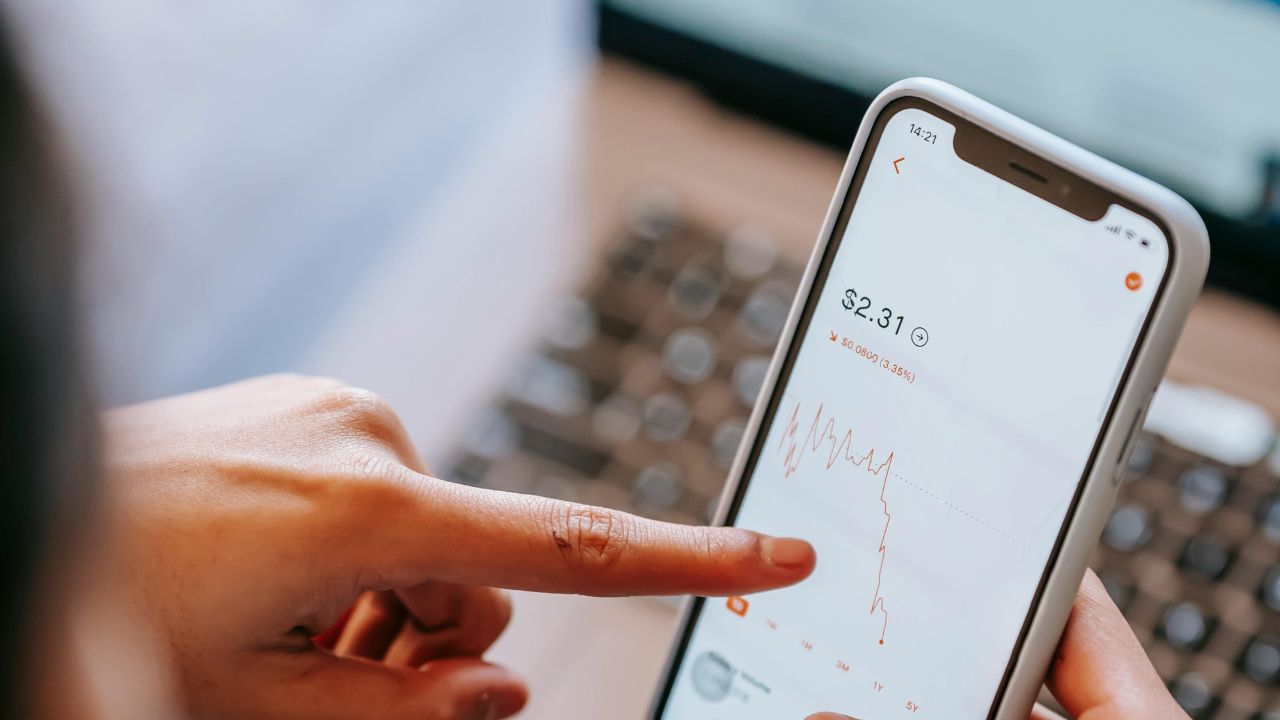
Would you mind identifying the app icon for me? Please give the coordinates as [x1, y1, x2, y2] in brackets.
[1125, 272, 1143, 292]
[726, 596, 749, 617]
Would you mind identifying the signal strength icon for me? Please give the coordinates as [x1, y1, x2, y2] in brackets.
[1105, 224, 1122, 235]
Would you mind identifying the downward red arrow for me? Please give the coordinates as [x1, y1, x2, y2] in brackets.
[893, 156, 905, 174]
[829, 331, 838, 342]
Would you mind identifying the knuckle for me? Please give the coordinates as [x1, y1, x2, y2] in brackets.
[322, 385, 390, 419]
[692, 525, 722, 563]
[346, 458, 422, 504]
[317, 386, 407, 440]
[310, 386, 428, 476]
[546, 501, 631, 585]
[319, 466, 425, 563]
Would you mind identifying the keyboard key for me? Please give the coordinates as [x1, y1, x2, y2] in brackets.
[642, 394, 692, 443]
[724, 225, 778, 280]
[625, 187, 681, 241]
[1259, 495, 1280, 545]
[1178, 465, 1231, 514]
[461, 408, 520, 460]
[668, 264, 723, 320]
[632, 462, 686, 512]
[737, 281, 793, 346]
[1239, 635, 1280, 685]
[507, 355, 589, 417]
[1103, 504, 1153, 552]
[663, 328, 718, 384]
[1170, 673, 1217, 718]
[1180, 535, 1233, 581]
[544, 297, 598, 350]
[1262, 565, 1280, 613]
[592, 394, 641, 445]
[732, 356, 772, 408]
[1161, 602, 1211, 650]
[611, 235, 658, 278]
[711, 418, 747, 470]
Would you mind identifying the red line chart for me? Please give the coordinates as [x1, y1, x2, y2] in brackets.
[777, 400, 894, 646]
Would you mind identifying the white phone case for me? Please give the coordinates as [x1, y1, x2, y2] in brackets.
[651, 77, 1210, 719]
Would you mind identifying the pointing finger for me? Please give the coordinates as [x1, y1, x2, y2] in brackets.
[367, 477, 816, 597]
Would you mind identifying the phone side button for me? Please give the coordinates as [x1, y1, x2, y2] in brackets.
[1113, 397, 1154, 486]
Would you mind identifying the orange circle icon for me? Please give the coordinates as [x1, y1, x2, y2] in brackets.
[1124, 272, 1143, 292]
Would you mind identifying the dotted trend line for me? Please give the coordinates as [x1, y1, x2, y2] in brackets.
[892, 472, 1036, 553]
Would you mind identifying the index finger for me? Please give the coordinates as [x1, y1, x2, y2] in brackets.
[365, 475, 816, 597]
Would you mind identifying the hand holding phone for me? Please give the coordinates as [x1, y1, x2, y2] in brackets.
[652, 79, 1207, 719]
[803, 571, 1188, 719]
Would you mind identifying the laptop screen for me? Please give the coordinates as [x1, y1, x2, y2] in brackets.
[603, 0, 1280, 244]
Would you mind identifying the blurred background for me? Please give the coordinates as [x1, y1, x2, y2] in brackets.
[6, 0, 1277, 717]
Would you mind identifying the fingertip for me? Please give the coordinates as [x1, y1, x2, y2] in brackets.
[497, 687, 529, 719]
[759, 535, 817, 573]
[687, 529, 815, 597]
[473, 686, 527, 720]
[419, 659, 528, 720]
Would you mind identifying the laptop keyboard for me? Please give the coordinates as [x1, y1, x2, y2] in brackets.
[1094, 439, 1280, 718]
[444, 189, 1280, 719]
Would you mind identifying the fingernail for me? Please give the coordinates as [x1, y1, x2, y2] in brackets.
[760, 536, 814, 569]
[473, 688, 525, 720]
[475, 693, 498, 720]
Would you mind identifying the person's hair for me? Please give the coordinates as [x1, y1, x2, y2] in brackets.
[0, 25, 96, 717]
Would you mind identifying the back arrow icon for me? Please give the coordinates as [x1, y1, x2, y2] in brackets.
[893, 156, 905, 174]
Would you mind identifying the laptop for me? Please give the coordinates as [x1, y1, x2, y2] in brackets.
[320, 2, 1280, 717]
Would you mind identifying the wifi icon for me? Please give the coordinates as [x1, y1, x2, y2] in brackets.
[1124, 229, 1136, 240]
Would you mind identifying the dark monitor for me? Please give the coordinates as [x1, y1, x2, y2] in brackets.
[599, 0, 1280, 308]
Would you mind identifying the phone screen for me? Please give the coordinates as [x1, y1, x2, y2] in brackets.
[655, 101, 1172, 719]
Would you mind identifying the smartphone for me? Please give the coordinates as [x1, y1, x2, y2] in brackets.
[649, 78, 1209, 720]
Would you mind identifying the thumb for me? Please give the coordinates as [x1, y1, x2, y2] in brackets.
[1046, 570, 1187, 719]
[246, 653, 527, 720]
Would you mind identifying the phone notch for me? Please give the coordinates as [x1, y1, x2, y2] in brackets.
[953, 122, 1111, 222]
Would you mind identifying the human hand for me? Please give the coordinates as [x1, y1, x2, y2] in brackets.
[104, 375, 816, 720]
[804, 570, 1187, 719]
